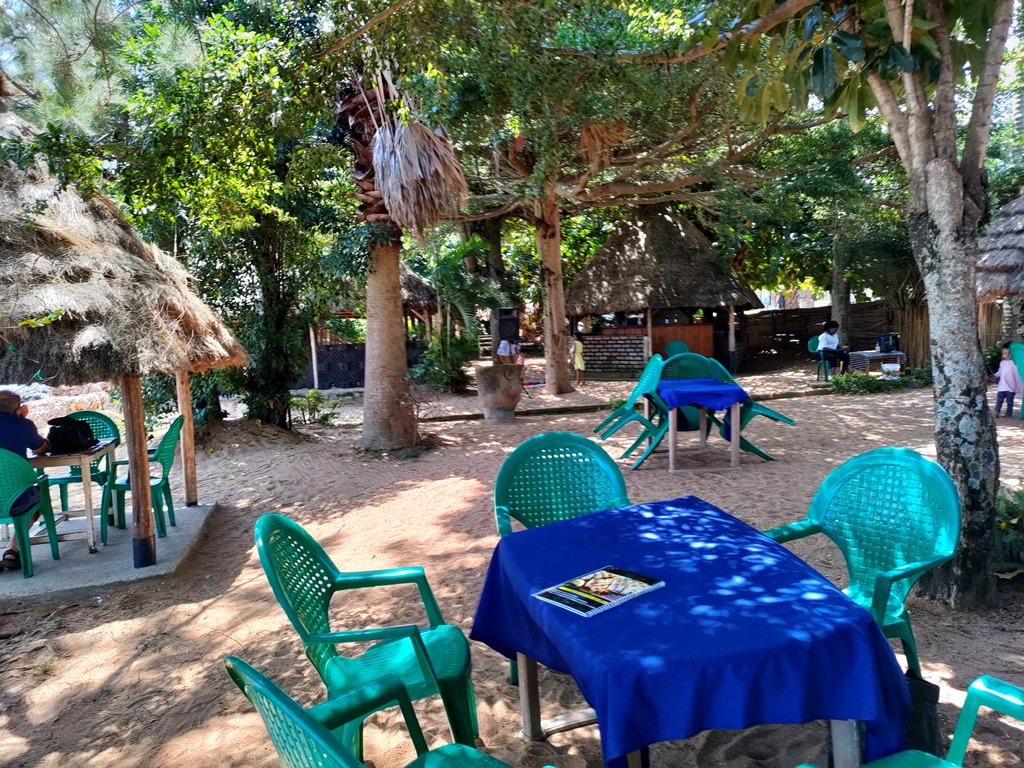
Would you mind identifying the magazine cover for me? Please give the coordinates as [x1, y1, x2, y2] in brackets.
[533, 565, 665, 616]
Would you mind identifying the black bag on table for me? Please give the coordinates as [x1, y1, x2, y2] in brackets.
[46, 417, 99, 455]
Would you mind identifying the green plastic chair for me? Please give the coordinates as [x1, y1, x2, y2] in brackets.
[661, 352, 713, 380]
[48, 411, 121, 514]
[795, 675, 1024, 768]
[594, 355, 672, 469]
[808, 336, 833, 381]
[705, 359, 795, 461]
[1009, 342, 1024, 420]
[254, 513, 478, 759]
[0, 451, 60, 577]
[495, 432, 630, 537]
[763, 447, 960, 675]
[664, 339, 690, 357]
[108, 414, 184, 541]
[225, 658, 523, 768]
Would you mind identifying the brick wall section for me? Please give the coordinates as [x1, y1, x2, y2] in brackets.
[583, 335, 647, 377]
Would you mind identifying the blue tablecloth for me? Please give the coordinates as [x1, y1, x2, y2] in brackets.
[471, 498, 909, 765]
[657, 377, 748, 411]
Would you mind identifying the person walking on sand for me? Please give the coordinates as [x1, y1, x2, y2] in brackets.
[0, 390, 49, 571]
[573, 332, 586, 386]
[992, 343, 1023, 417]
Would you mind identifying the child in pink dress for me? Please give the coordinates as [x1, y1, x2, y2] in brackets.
[993, 344, 1024, 417]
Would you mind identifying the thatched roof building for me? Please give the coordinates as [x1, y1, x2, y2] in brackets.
[978, 196, 1024, 303]
[566, 206, 762, 315]
[0, 109, 246, 386]
[400, 263, 438, 312]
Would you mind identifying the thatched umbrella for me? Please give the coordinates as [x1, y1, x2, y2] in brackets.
[978, 196, 1024, 301]
[566, 205, 761, 368]
[0, 107, 246, 567]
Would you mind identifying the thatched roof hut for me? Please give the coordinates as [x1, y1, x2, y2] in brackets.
[565, 206, 762, 315]
[978, 196, 1024, 303]
[0, 112, 246, 385]
[400, 263, 438, 312]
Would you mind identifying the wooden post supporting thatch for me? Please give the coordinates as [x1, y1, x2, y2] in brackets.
[122, 376, 156, 568]
[175, 370, 198, 507]
[309, 327, 320, 390]
[727, 304, 736, 373]
[645, 308, 654, 358]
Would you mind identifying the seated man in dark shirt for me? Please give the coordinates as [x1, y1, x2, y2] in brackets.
[0, 390, 49, 570]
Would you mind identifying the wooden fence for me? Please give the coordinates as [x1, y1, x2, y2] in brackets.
[745, 301, 1004, 369]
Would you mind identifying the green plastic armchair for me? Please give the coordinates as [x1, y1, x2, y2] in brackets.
[0, 451, 60, 577]
[108, 415, 183, 541]
[795, 675, 1024, 768]
[664, 339, 690, 357]
[225, 658, 525, 768]
[594, 355, 672, 469]
[763, 447, 960, 675]
[495, 432, 629, 537]
[808, 336, 833, 381]
[705, 359, 795, 462]
[1009, 342, 1024, 420]
[48, 411, 120, 514]
[254, 513, 478, 758]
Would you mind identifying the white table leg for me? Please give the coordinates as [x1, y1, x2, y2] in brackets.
[698, 407, 707, 449]
[518, 653, 544, 741]
[828, 719, 862, 768]
[668, 408, 677, 471]
[730, 402, 740, 467]
[80, 456, 98, 554]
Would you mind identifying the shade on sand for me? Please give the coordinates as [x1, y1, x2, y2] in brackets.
[566, 205, 762, 315]
[978, 196, 1024, 303]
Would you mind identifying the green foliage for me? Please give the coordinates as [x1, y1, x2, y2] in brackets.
[994, 483, 1024, 577]
[290, 390, 338, 425]
[410, 336, 477, 393]
[828, 371, 902, 395]
[983, 343, 1005, 376]
[322, 317, 366, 343]
[139, 372, 229, 434]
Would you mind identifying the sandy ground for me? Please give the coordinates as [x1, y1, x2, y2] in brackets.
[2, 379, 1024, 768]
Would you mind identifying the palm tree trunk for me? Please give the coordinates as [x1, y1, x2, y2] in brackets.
[362, 228, 417, 449]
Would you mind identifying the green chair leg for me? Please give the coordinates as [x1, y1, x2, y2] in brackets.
[150, 488, 167, 537]
[437, 672, 479, 745]
[162, 483, 176, 526]
[59, 484, 70, 513]
[885, 617, 921, 676]
[509, 659, 518, 685]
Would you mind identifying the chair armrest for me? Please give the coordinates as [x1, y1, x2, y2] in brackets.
[333, 566, 445, 627]
[307, 673, 430, 755]
[870, 555, 954, 623]
[496, 507, 514, 537]
[761, 519, 821, 544]
[309, 625, 441, 697]
[946, 675, 1024, 764]
[750, 402, 796, 426]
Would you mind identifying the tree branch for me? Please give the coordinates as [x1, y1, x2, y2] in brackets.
[925, 0, 958, 160]
[962, 0, 1015, 199]
[316, 0, 418, 61]
[0, 68, 41, 100]
[542, 0, 817, 66]
[864, 71, 912, 167]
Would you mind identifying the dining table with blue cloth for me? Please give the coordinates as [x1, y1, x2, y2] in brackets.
[471, 497, 910, 768]
[655, 378, 750, 469]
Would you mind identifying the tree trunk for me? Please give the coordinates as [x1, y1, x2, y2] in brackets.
[362, 225, 417, 449]
[831, 242, 852, 346]
[910, 162, 998, 608]
[469, 217, 507, 363]
[535, 193, 573, 394]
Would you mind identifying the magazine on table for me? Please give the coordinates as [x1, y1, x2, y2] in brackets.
[533, 565, 665, 617]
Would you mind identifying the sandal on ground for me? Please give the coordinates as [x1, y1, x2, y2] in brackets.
[1, 549, 20, 570]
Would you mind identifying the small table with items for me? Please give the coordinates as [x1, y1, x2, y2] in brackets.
[655, 378, 749, 469]
[28, 439, 116, 554]
[848, 350, 907, 373]
[471, 497, 910, 768]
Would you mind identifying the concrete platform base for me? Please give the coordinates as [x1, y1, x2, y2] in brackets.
[0, 502, 217, 602]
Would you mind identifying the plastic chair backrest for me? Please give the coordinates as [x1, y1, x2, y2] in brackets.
[623, 354, 664, 408]
[494, 432, 629, 535]
[255, 513, 340, 676]
[225, 657, 361, 768]
[808, 337, 822, 356]
[664, 340, 690, 357]
[807, 448, 961, 604]
[662, 352, 712, 380]
[152, 416, 185, 478]
[706, 358, 737, 384]
[0, 451, 40, 520]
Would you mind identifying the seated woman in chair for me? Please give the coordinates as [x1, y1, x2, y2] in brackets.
[818, 320, 850, 374]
